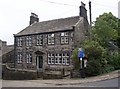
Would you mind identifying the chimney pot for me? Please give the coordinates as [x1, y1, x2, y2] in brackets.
[79, 2, 87, 20]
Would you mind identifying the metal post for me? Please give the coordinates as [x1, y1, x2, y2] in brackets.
[80, 58, 82, 69]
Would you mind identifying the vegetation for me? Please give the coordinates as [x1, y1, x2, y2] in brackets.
[71, 12, 120, 77]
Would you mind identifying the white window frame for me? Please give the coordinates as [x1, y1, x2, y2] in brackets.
[47, 53, 70, 65]
[17, 37, 22, 46]
[48, 33, 55, 45]
[26, 53, 32, 63]
[61, 32, 69, 44]
[17, 53, 22, 63]
[36, 35, 43, 45]
[55, 53, 62, 64]
[66, 58, 70, 65]
[62, 53, 70, 65]
[26, 36, 32, 46]
[48, 53, 54, 64]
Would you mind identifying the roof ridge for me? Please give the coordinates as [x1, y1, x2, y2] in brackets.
[37, 16, 79, 23]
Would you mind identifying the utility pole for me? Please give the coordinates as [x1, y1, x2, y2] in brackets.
[89, 1, 92, 41]
[89, 1, 92, 26]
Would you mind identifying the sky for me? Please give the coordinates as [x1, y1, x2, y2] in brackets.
[0, 0, 119, 45]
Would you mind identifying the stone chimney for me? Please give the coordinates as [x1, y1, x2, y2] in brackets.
[29, 12, 39, 25]
[79, 2, 87, 19]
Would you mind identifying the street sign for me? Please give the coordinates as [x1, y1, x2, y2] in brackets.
[78, 48, 84, 58]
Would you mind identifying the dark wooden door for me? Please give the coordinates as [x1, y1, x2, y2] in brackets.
[36, 56, 43, 69]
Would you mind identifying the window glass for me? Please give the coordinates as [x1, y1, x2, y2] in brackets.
[47, 53, 70, 65]
[48, 33, 55, 45]
[61, 32, 69, 44]
[26, 36, 32, 46]
[26, 53, 32, 63]
[48, 53, 55, 64]
[17, 53, 22, 63]
[37, 35, 43, 45]
[17, 37, 22, 46]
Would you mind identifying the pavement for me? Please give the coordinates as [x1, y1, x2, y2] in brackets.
[29, 70, 119, 85]
[1, 70, 119, 87]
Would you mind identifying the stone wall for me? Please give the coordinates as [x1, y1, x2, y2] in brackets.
[74, 17, 89, 47]
[2, 64, 37, 80]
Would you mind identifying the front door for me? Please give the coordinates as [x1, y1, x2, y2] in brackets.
[36, 56, 43, 69]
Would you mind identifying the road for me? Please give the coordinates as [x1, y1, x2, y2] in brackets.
[1, 77, 119, 87]
[77, 77, 119, 87]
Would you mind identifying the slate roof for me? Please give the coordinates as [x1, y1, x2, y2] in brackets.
[15, 16, 79, 36]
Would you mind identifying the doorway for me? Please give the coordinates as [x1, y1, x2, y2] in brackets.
[36, 56, 43, 69]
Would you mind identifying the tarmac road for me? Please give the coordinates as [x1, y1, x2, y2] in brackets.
[1, 77, 119, 87]
[71, 77, 119, 87]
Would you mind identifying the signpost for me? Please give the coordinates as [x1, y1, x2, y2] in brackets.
[78, 48, 84, 69]
[78, 48, 85, 78]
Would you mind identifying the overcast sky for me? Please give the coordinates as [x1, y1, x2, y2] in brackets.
[0, 0, 119, 45]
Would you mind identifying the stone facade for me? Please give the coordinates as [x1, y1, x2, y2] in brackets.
[13, 2, 89, 77]
[0, 40, 14, 63]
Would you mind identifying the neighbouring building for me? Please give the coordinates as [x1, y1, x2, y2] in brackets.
[0, 40, 14, 64]
[13, 2, 89, 77]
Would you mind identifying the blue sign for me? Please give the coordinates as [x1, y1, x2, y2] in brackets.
[78, 48, 84, 58]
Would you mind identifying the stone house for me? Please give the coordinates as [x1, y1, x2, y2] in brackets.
[13, 2, 89, 77]
[0, 40, 14, 64]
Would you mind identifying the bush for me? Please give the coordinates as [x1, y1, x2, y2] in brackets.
[71, 48, 80, 70]
[85, 59, 102, 76]
[107, 52, 120, 70]
[102, 64, 115, 73]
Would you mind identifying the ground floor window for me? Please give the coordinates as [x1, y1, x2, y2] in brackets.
[47, 52, 70, 65]
[17, 53, 22, 64]
[26, 53, 32, 63]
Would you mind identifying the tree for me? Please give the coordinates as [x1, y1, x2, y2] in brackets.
[92, 12, 119, 48]
[81, 40, 108, 76]
[71, 12, 120, 77]
[91, 12, 120, 71]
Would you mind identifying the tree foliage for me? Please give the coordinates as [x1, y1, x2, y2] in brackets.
[92, 12, 119, 48]
[81, 40, 108, 76]
[71, 12, 120, 77]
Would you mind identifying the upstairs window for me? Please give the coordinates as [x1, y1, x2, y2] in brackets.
[61, 32, 69, 44]
[17, 37, 22, 46]
[26, 53, 32, 63]
[48, 33, 55, 45]
[26, 36, 32, 46]
[36, 35, 43, 45]
[17, 53, 22, 64]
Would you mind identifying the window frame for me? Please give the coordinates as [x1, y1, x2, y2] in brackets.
[17, 53, 22, 64]
[47, 33, 55, 45]
[60, 32, 69, 44]
[47, 52, 70, 65]
[17, 37, 22, 47]
[62, 53, 70, 65]
[48, 53, 55, 64]
[26, 53, 32, 64]
[26, 36, 32, 46]
[36, 35, 43, 46]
